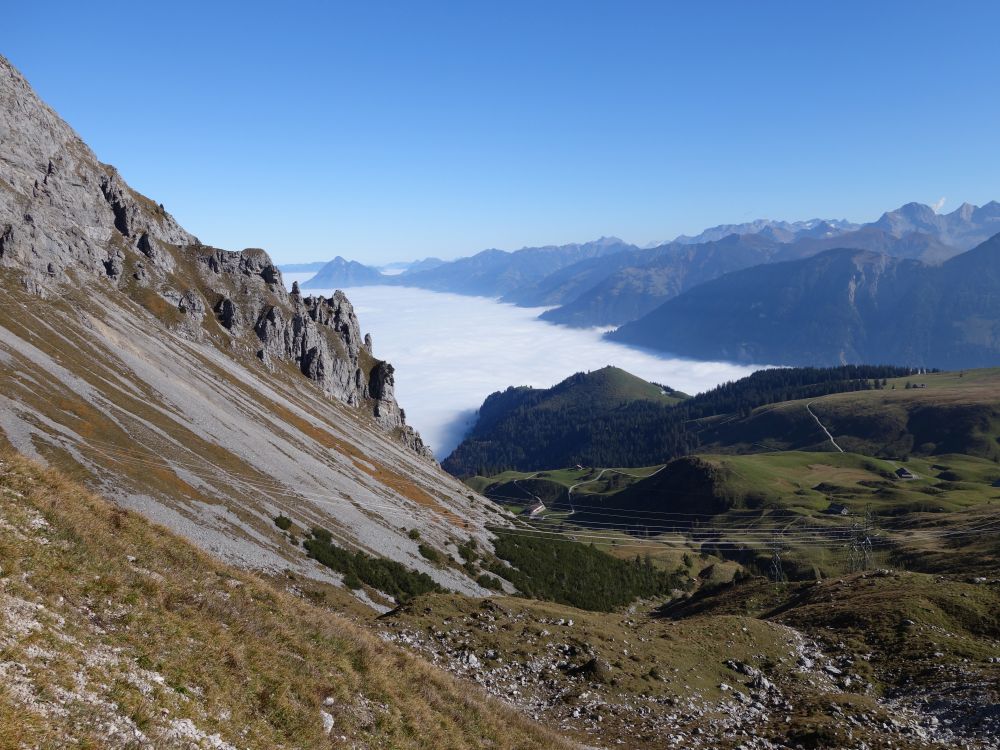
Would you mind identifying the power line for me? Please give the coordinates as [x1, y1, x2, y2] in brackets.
[76, 439, 1000, 542]
[769, 531, 787, 584]
[33, 433, 1000, 553]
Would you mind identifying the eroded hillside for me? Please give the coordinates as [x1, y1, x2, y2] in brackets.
[0, 54, 509, 599]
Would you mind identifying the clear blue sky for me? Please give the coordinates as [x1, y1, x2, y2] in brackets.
[7, 1, 1000, 264]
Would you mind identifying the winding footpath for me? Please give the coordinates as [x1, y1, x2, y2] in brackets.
[806, 401, 844, 453]
[566, 464, 669, 515]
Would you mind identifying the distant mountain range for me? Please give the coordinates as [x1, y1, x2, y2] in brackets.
[539, 226, 963, 328]
[663, 217, 861, 246]
[304, 237, 635, 298]
[535, 234, 781, 327]
[610, 234, 1000, 369]
[871, 201, 1000, 250]
[291, 202, 1000, 301]
[297, 200, 1000, 369]
[298, 200, 999, 313]
[303, 255, 386, 287]
[379, 257, 446, 275]
[281, 258, 445, 279]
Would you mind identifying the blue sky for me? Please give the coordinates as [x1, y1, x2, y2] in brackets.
[7, 1, 1000, 264]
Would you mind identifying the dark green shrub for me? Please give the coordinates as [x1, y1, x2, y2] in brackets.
[311, 526, 332, 543]
[417, 544, 441, 564]
[273, 515, 292, 531]
[476, 573, 504, 591]
[458, 538, 479, 562]
[304, 527, 439, 602]
[488, 530, 683, 611]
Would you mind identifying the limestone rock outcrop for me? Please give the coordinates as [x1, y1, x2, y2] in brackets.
[0, 54, 429, 458]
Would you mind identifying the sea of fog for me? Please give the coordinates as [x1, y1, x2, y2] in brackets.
[284, 274, 762, 459]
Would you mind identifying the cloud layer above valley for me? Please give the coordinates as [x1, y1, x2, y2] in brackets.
[287, 277, 763, 459]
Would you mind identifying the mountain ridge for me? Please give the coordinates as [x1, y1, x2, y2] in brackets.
[0, 53, 508, 599]
[303, 254, 387, 288]
[610, 238, 1000, 368]
[297, 200, 998, 335]
[665, 216, 860, 246]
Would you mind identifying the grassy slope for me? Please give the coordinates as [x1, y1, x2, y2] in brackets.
[662, 572, 1000, 715]
[713, 453, 1000, 576]
[466, 466, 664, 515]
[474, 454, 1000, 579]
[0, 453, 566, 749]
[715, 450, 998, 510]
[703, 368, 1000, 460]
[383, 571, 1000, 749]
[469, 368, 1000, 579]
[461, 366, 999, 482]
[385, 591, 800, 700]
[398, 372, 999, 745]
[534, 366, 688, 409]
[381, 592, 815, 749]
[553, 449, 1000, 579]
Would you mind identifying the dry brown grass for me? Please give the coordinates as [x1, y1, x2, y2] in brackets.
[0, 452, 571, 749]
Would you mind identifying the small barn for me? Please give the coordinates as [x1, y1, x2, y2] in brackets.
[523, 501, 546, 517]
[824, 502, 849, 516]
[895, 467, 917, 480]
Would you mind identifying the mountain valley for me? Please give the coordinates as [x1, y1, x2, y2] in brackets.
[2, 48, 1000, 750]
[295, 201, 1000, 358]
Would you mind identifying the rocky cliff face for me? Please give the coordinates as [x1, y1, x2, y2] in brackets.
[0, 55, 194, 288]
[0, 55, 503, 601]
[0, 55, 428, 456]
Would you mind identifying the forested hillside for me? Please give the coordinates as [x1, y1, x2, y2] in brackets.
[445, 365, 913, 475]
[443, 367, 688, 475]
